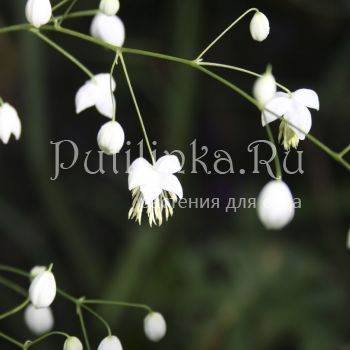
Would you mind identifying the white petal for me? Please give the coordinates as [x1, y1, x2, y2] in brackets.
[97, 121, 125, 155]
[293, 89, 319, 110]
[94, 73, 116, 92]
[0, 103, 22, 143]
[156, 155, 182, 174]
[93, 74, 117, 118]
[75, 81, 96, 114]
[25, 0, 52, 28]
[24, 305, 54, 335]
[160, 174, 183, 198]
[97, 336, 123, 350]
[128, 158, 155, 190]
[90, 14, 125, 47]
[144, 312, 167, 342]
[140, 183, 162, 205]
[262, 94, 291, 126]
[284, 101, 312, 140]
[95, 95, 116, 118]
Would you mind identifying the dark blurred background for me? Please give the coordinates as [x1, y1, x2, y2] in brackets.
[0, 0, 349, 349]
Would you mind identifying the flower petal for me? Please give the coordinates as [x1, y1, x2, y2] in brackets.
[95, 94, 116, 118]
[128, 158, 155, 190]
[160, 174, 183, 199]
[293, 89, 319, 110]
[140, 183, 162, 205]
[262, 94, 291, 126]
[284, 101, 312, 140]
[75, 81, 96, 114]
[156, 155, 182, 174]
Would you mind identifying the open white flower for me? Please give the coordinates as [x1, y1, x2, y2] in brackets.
[128, 155, 183, 226]
[97, 335, 123, 350]
[25, 0, 52, 28]
[262, 89, 319, 150]
[24, 305, 54, 335]
[97, 121, 125, 155]
[63, 336, 83, 350]
[29, 269, 56, 308]
[0, 102, 21, 144]
[91, 14, 125, 47]
[257, 180, 295, 230]
[253, 67, 276, 106]
[250, 11, 270, 42]
[144, 312, 167, 342]
[99, 0, 120, 16]
[75, 73, 116, 118]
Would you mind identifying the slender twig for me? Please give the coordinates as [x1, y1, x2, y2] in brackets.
[76, 304, 91, 350]
[0, 298, 29, 320]
[0, 332, 23, 348]
[25, 331, 69, 349]
[0, 275, 27, 296]
[82, 299, 152, 313]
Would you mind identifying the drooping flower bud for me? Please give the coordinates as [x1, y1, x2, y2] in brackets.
[97, 121, 125, 155]
[24, 305, 54, 335]
[25, 0, 52, 28]
[0, 102, 21, 144]
[91, 14, 125, 47]
[144, 312, 167, 342]
[250, 11, 270, 42]
[29, 269, 56, 308]
[63, 336, 83, 350]
[99, 0, 120, 16]
[257, 180, 295, 230]
[29, 266, 46, 280]
[97, 335, 123, 350]
[253, 66, 276, 106]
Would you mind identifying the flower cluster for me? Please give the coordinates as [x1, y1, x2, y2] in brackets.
[24, 265, 166, 349]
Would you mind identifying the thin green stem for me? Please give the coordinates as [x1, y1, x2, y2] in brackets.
[31, 30, 94, 79]
[81, 304, 112, 336]
[0, 264, 29, 278]
[195, 8, 258, 61]
[82, 299, 152, 313]
[199, 61, 291, 94]
[57, 0, 79, 26]
[339, 144, 350, 158]
[0, 96, 4, 105]
[110, 51, 120, 122]
[0, 275, 27, 296]
[264, 118, 282, 179]
[52, 0, 72, 12]
[119, 52, 155, 164]
[0, 298, 29, 321]
[76, 304, 91, 350]
[25, 331, 69, 349]
[0, 332, 23, 348]
[0, 23, 31, 34]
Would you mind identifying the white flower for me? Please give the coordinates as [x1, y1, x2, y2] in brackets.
[91, 14, 125, 47]
[257, 180, 295, 230]
[29, 269, 56, 308]
[262, 89, 319, 150]
[63, 336, 83, 350]
[0, 102, 21, 144]
[24, 305, 54, 335]
[97, 335, 123, 350]
[75, 73, 116, 118]
[99, 0, 120, 16]
[128, 155, 183, 226]
[25, 0, 52, 28]
[29, 266, 47, 280]
[97, 121, 125, 155]
[253, 67, 276, 106]
[144, 312, 166, 342]
[250, 11, 270, 42]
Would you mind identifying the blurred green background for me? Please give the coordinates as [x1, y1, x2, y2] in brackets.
[0, 0, 349, 349]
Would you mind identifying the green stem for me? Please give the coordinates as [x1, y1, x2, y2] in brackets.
[199, 61, 291, 94]
[119, 52, 155, 164]
[264, 120, 282, 179]
[339, 144, 350, 158]
[25, 331, 69, 349]
[82, 304, 112, 336]
[0, 264, 29, 278]
[0, 298, 29, 321]
[195, 8, 258, 61]
[31, 30, 94, 79]
[110, 52, 119, 122]
[76, 304, 91, 350]
[57, 0, 79, 26]
[82, 299, 152, 313]
[0, 275, 27, 296]
[0, 332, 23, 348]
[53, 0, 72, 12]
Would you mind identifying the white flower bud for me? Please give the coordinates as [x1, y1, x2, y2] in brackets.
[25, 0, 52, 28]
[97, 335, 123, 350]
[0, 102, 21, 144]
[99, 0, 120, 16]
[63, 336, 83, 350]
[30, 266, 47, 280]
[257, 180, 295, 230]
[29, 270, 56, 308]
[91, 14, 125, 47]
[144, 312, 166, 342]
[250, 12, 270, 42]
[97, 121, 125, 155]
[253, 67, 276, 106]
[24, 305, 54, 335]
